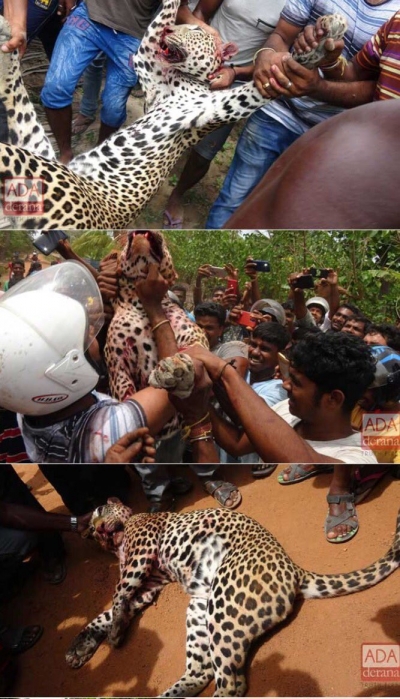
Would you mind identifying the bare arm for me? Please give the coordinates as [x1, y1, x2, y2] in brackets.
[2, 0, 27, 53]
[0, 504, 91, 534]
[176, 0, 221, 35]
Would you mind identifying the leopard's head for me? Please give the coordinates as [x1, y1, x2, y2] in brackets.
[120, 230, 178, 287]
[83, 497, 133, 553]
[156, 24, 238, 82]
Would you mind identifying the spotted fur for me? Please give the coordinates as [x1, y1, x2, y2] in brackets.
[0, 6, 346, 229]
[103, 231, 207, 438]
[66, 501, 400, 697]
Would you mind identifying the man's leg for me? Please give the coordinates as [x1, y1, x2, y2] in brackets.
[191, 465, 241, 509]
[205, 111, 300, 229]
[41, 3, 103, 163]
[163, 123, 234, 227]
[97, 30, 140, 145]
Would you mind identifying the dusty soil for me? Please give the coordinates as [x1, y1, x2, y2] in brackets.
[5, 464, 400, 698]
[22, 41, 242, 231]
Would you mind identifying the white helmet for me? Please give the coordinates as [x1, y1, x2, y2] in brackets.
[306, 296, 330, 315]
[0, 261, 104, 416]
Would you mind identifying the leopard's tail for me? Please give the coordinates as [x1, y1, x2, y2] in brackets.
[298, 508, 400, 599]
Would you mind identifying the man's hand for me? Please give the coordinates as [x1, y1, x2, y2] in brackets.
[183, 345, 227, 382]
[253, 50, 292, 98]
[244, 258, 258, 280]
[136, 263, 169, 313]
[76, 512, 93, 535]
[104, 428, 156, 464]
[97, 253, 120, 303]
[56, 0, 77, 21]
[268, 58, 322, 98]
[227, 304, 243, 324]
[168, 358, 213, 423]
[208, 66, 236, 91]
[292, 18, 344, 60]
[196, 264, 213, 280]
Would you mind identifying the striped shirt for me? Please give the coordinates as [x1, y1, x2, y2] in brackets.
[355, 11, 400, 99]
[18, 392, 146, 463]
[262, 0, 400, 134]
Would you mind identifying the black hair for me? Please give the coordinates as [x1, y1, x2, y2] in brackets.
[290, 333, 376, 412]
[12, 259, 25, 268]
[252, 322, 290, 351]
[292, 325, 322, 343]
[337, 302, 361, 316]
[343, 314, 371, 335]
[194, 301, 226, 326]
[171, 283, 188, 294]
[367, 323, 400, 351]
[282, 300, 295, 311]
[212, 285, 226, 294]
[27, 262, 43, 275]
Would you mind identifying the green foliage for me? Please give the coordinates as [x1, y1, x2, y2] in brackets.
[69, 231, 116, 259]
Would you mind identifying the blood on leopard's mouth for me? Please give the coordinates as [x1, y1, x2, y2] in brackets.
[158, 28, 187, 63]
[128, 230, 163, 264]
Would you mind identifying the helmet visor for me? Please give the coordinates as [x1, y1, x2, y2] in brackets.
[1, 260, 104, 352]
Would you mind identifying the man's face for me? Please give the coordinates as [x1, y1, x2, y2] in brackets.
[341, 319, 366, 338]
[284, 309, 295, 325]
[364, 331, 387, 346]
[282, 366, 322, 421]
[212, 289, 224, 303]
[308, 305, 324, 323]
[173, 289, 186, 305]
[331, 307, 354, 331]
[195, 314, 223, 349]
[12, 263, 24, 279]
[248, 336, 279, 378]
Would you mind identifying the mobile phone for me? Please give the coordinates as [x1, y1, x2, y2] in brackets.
[253, 260, 271, 273]
[293, 274, 315, 290]
[278, 352, 290, 380]
[33, 231, 69, 255]
[226, 278, 239, 296]
[208, 265, 228, 278]
[237, 311, 256, 329]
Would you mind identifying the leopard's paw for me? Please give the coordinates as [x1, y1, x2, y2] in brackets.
[66, 628, 106, 668]
[149, 352, 195, 398]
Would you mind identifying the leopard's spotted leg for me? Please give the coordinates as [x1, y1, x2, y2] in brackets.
[108, 530, 160, 647]
[208, 551, 298, 697]
[135, 0, 181, 108]
[160, 597, 214, 698]
[66, 609, 112, 669]
[67, 577, 167, 668]
[0, 17, 55, 159]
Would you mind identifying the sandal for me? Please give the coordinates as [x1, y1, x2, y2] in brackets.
[163, 210, 183, 229]
[71, 113, 95, 135]
[252, 464, 277, 479]
[201, 480, 242, 509]
[0, 625, 43, 654]
[147, 478, 193, 513]
[325, 493, 359, 544]
[352, 466, 389, 505]
[277, 463, 333, 485]
[42, 555, 67, 585]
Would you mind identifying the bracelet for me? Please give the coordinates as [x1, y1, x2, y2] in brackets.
[190, 421, 213, 438]
[151, 319, 170, 333]
[190, 434, 214, 443]
[321, 55, 348, 76]
[186, 412, 210, 430]
[217, 359, 235, 381]
[229, 63, 237, 79]
[253, 47, 276, 65]
[70, 515, 78, 532]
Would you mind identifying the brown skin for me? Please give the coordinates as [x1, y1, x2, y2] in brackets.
[0, 503, 91, 535]
[2, 0, 27, 54]
[103, 427, 156, 464]
[341, 319, 367, 338]
[330, 306, 355, 332]
[224, 101, 400, 229]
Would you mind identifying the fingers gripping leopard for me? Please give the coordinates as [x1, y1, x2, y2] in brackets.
[0, 4, 347, 229]
[66, 500, 400, 697]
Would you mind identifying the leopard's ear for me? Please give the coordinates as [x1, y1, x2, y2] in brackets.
[221, 41, 238, 62]
[107, 496, 123, 505]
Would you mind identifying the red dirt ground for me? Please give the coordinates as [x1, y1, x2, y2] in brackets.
[5, 464, 400, 698]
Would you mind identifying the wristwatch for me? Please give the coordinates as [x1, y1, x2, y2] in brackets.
[70, 515, 78, 531]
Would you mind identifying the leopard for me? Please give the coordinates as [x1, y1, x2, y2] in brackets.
[65, 499, 400, 697]
[0, 0, 347, 229]
[103, 230, 208, 438]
